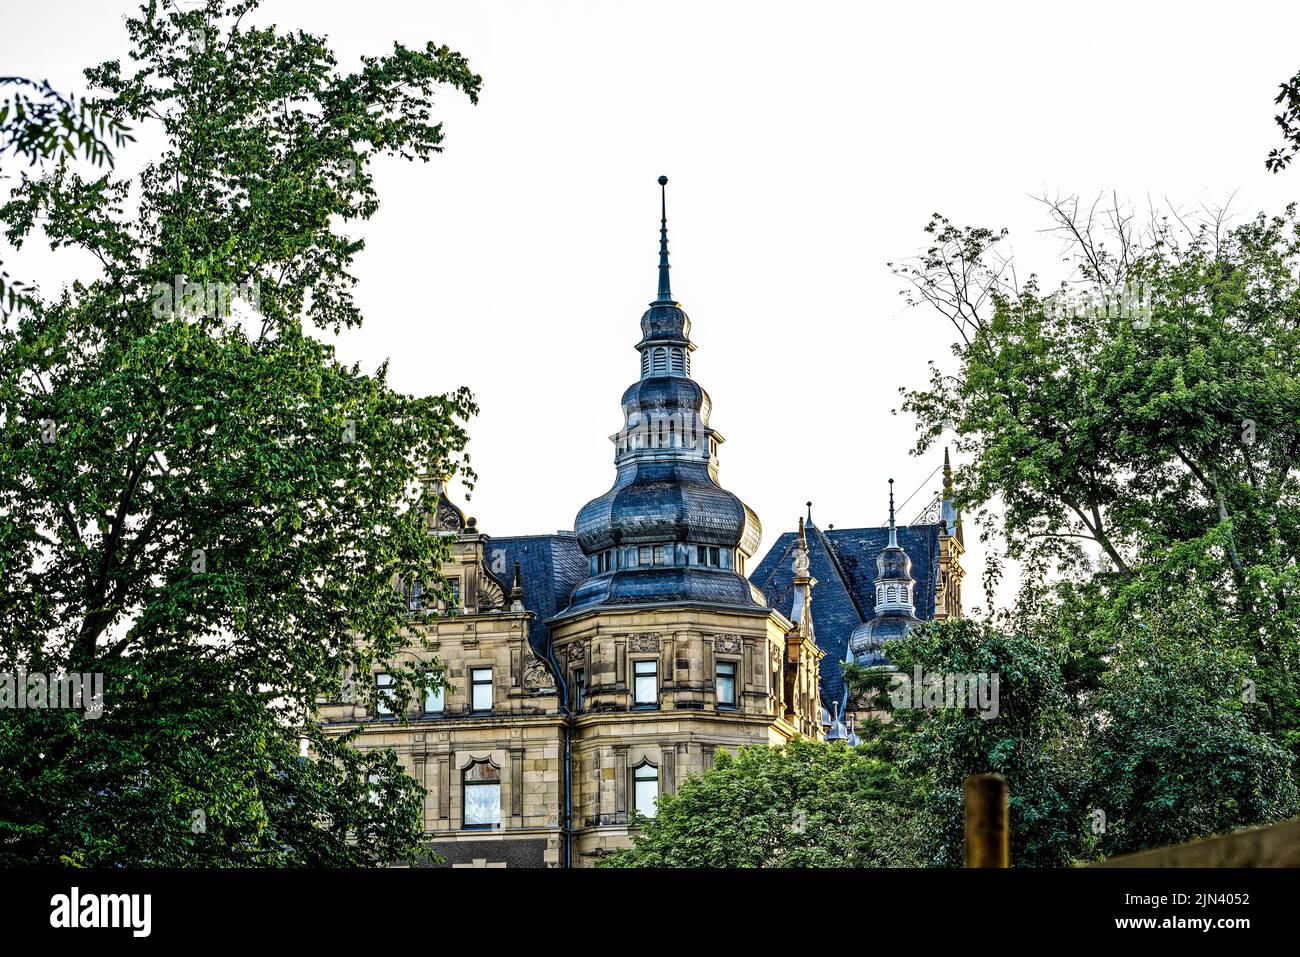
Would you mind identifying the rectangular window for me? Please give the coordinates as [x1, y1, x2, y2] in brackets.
[697, 545, 706, 565]
[375, 673, 395, 716]
[709, 546, 720, 566]
[424, 671, 444, 714]
[654, 545, 671, 566]
[572, 668, 585, 711]
[471, 667, 493, 712]
[407, 581, 423, 612]
[633, 659, 658, 708]
[448, 579, 461, 607]
[638, 546, 651, 567]
[717, 661, 737, 708]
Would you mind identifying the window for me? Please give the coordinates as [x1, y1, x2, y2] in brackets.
[717, 661, 737, 708]
[448, 579, 461, 608]
[696, 545, 725, 567]
[424, 672, 444, 714]
[471, 668, 493, 712]
[670, 349, 685, 375]
[632, 762, 658, 818]
[462, 760, 501, 828]
[375, 673, 395, 716]
[407, 581, 423, 612]
[572, 668, 585, 711]
[654, 545, 671, 566]
[633, 659, 658, 708]
[637, 546, 651, 567]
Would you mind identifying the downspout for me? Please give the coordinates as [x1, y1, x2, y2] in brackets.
[544, 639, 573, 869]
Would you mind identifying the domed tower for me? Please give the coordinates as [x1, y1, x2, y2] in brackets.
[848, 479, 922, 666]
[548, 178, 822, 864]
[564, 176, 764, 614]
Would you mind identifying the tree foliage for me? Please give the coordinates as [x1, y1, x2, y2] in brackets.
[0, 0, 480, 865]
[0, 76, 133, 315]
[870, 197, 1300, 863]
[598, 737, 934, 868]
[1268, 67, 1300, 173]
[897, 197, 1300, 751]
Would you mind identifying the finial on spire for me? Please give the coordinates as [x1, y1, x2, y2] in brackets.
[656, 175, 673, 303]
[806, 500, 813, 525]
[943, 446, 954, 496]
[888, 478, 898, 547]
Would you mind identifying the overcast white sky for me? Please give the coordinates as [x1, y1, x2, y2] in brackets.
[5, 0, 1300, 610]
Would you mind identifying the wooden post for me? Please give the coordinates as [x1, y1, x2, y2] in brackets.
[964, 773, 1009, 867]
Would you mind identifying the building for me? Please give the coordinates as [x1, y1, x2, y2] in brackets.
[318, 178, 963, 867]
[752, 464, 963, 739]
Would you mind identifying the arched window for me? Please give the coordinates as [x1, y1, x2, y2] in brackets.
[641, 351, 650, 377]
[652, 348, 667, 374]
[632, 761, 659, 818]
[670, 348, 685, 375]
[463, 759, 501, 829]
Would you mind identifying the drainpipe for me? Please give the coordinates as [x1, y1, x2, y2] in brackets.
[544, 640, 573, 869]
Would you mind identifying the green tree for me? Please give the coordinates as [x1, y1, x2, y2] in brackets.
[0, 0, 480, 865]
[1085, 583, 1298, 857]
[846, 618, 1090, 867]
[886, 196, 1300, 863]
[1267, 67, 1300, 172]
[598, 737, 934, 868]
[0, 76, 133, 314]
[896, 198, 1300, 753]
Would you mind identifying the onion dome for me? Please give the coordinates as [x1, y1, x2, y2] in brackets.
[559, 177, 764, 616]
[849, 479, 921, 664]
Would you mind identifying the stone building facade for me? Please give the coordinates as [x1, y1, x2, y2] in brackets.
[318, 178, 961, 866]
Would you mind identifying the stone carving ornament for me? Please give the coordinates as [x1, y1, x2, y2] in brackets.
[523, 653, 554, 689]
[628, 633, 661, 653]
[713, 634, 742, 655]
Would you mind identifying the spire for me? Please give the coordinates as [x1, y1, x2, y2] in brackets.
[940, 446, 961, 543]
[792, 515, 811, 582]
[509, 560, 525, 612]
[887, 478, 898, 548]
[656, 175, 673, 303]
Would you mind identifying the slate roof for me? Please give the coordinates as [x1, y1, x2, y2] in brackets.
[750, 523, 942, 707]
[484, 533, 588, 657]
